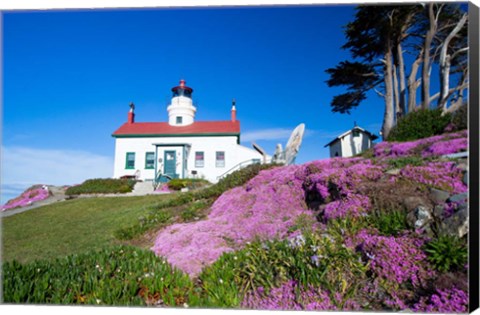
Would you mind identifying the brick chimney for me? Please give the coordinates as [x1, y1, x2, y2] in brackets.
[128, 102, 135, 124]
[231, 99, 236, 122]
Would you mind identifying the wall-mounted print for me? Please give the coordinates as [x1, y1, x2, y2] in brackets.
[1, 1, 478, 314]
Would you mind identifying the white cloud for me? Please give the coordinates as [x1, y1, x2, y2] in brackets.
[1, 146, 113, 203]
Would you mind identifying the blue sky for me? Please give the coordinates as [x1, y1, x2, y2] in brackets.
[2, 4, 391, 203]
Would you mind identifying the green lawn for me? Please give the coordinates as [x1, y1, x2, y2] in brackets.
[1, 195, 172, 263]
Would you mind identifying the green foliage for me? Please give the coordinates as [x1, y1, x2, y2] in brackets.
[387, 109, 452, 142]
[387, 156, 425, 169]
[181, 200, 209, 221]
[65, 178, 136, 195]
[287, 213, 316, 235]
[326, 216, 370, 239]
[2, 245, 198, 306]
[369, 209, 409, 236]
[424, 235, 467, 273]
[167, 178, 210, 191]
[199, 232, 367, 307]
[114, 210, 172, 240]
[114, 163, 279, 240]
[214, 163, 279, 195]
[451, 104, 468, 131]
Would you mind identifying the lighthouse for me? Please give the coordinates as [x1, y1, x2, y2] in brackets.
[112, 79, 267, 184]
[167, 79, 197, 126]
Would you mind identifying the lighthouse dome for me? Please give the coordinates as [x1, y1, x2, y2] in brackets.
[167, 79, 197, 126]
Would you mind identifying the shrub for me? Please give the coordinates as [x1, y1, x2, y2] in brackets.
[424, 235, 467, 273]
[167, 178, 210, 191]
[65, 178, 136, 195]
[387, 109, 451, 142]
[2, 245, 197, 306]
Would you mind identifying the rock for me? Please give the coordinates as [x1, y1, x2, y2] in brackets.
[438, 204, 468, 238]
[407, 205, 433, 231]
[403, 196, 429, 212]
[414, 206, 433, 229]
[429, 188, 450, 204]
[433, 205, 445, 219]
[456, 161, 468, 172]
[386, 168, 401, 176]
[448, 193, 468, 203]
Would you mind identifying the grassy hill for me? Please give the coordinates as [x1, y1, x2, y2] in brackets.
[2, 130, 470, 312]
[2, 195, 173, 263]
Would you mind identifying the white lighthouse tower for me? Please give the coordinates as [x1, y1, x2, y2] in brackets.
[167, 79, 197, 126]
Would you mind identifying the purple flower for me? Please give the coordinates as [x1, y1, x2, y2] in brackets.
[413, 287, 468, 313]
[241, 280, 337, 311]
[1, 185, 50, 211]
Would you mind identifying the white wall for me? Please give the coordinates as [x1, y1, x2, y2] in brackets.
[113, 135, 263, 183]
[339, 132, 372, 158]
[328, 141, 342, 158]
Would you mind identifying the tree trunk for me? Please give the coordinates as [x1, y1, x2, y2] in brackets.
[407, 48, 423, 112]
[397, 42, 407, 116]
[382, 39, 395, 139]
[438, 13, 468, 112]
[422, 3, 436, 110]
[393, 64, 401, 120]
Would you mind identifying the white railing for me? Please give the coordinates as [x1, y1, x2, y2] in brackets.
[216, 159, 261, 181]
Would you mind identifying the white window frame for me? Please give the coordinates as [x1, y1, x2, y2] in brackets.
[216, 151, 225, 168]
[195, 151, 204, 168]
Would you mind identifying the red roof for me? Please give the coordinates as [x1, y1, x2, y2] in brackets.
[112, 121, 240, 137]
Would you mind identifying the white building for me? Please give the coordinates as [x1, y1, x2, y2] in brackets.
[324, 125, 378, 158]
[112, 80, 265, 184]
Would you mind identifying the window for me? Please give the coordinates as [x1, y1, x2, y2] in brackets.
[195, 151, 204, 168]
[216, 151, 225, 168]
[176, 116, 183, 124]
[352, 130, 360, 138]
[125, 152, 135, 169]
[145, 152, 155, 169]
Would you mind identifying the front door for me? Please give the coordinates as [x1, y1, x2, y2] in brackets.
[164, 150, 176, 179]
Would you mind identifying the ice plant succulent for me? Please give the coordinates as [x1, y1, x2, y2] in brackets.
[241, 280, 336, 311]
[1, 185, 50, 211]
[152, 165, 316, 276]
[412, 287, 469, 313]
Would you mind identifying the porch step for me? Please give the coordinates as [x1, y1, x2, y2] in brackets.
[132, 181, 154, 195]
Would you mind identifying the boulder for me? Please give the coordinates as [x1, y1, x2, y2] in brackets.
[456, 160, 468, 172]
[448, 193, 468, 203]
[433, 204, 446, 219]
[438, 204, 469, 238]
[403, 196, 429, 212]
[429, 188, 450, 204]
[407, 205, 433, 232]
[386, 168, 401, 176]
[415, 205, 433, 229]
